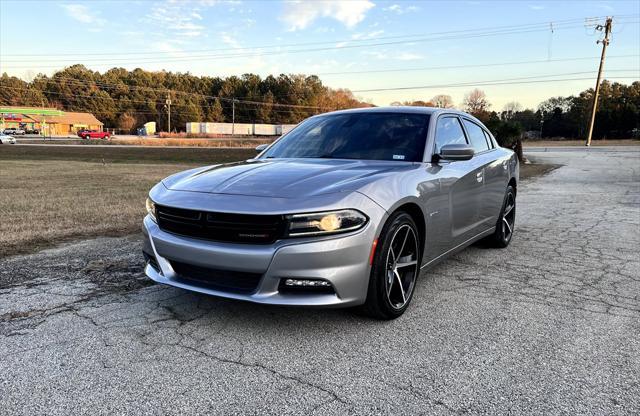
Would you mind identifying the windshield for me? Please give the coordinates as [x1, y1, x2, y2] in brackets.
[261, 112, 430, 162]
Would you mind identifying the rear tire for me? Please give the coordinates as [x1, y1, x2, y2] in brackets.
[483, 185, 516, 248]
[361, 212, 421, 320]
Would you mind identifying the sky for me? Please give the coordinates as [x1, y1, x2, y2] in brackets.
[0, 0, 639, 111]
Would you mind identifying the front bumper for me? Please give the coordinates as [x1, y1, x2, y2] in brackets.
[142, 199, 386, 307]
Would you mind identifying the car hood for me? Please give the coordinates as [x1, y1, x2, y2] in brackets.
[162, 158, 417, 198]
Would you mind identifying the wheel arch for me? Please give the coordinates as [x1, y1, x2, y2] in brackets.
[508, 177, 517, 195]
[388, 202, 426, 257]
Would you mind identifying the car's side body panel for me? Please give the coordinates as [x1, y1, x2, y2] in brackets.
[355, 109, 517, 265]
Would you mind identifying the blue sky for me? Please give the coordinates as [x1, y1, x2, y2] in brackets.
[1, 0, 639, 110]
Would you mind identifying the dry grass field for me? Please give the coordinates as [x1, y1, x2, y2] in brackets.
[0, 145, 555, 258]
[110, 137, 274, 147]
[0, 145, 254, 164]
[0, 160, 198, 258]
[0, 146, 254, 258]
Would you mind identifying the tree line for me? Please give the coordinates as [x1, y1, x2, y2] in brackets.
[1, 65, 638, 140]
[467, 81, 639, 143]
[0, 65, 370, 131]
[398, 80, 640, 144]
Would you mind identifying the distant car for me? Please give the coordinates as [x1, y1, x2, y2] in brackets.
[3, 128, 25, 136]
[0, 134, 16, 144]
[25, 128, 40, 135]
[78, 130, 111, 139]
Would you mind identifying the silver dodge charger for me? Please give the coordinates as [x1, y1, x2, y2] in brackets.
[143, 107, 518, 319]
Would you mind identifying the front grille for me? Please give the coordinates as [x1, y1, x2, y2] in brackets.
[156, 205, 286, 244]
[170, 260, 262, 294]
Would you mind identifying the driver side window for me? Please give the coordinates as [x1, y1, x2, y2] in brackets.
[434, 116, 467, 154]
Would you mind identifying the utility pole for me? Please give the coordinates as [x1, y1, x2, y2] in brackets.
[165, 92, 172, 133]
[231, 98, 238, 135]
[585, 16, 612, 147]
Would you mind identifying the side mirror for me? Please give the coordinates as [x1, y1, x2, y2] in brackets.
[255, 144, 268, 153]
[438, 143, 474, 161]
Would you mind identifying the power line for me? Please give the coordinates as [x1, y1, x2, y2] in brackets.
[6, 76, 636, 122]
[5, 14, 637, 58]
[5, 80, 332, 110]
[317, 54, 640, 76]
[6, 73, 637, 105]
[0, 23, 591, 66]
[351, 76, 638, 93]
[19, 75, 335, 110]
[0, 85, 326, 116]
[8, 50, 639, 102]
[4, 19, 639, 69]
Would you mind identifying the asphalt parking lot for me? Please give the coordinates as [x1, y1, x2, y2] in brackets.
[1, 149, 638, 415]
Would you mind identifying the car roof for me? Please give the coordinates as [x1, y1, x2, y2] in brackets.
[318, 106, 472, 118]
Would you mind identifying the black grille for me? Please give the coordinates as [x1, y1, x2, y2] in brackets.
[156, 205, 286, 244]
[170, 260, 262, 294]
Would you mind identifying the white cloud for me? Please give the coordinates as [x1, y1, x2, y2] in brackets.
[395, 52, 423, 61]
[361, 50, 424, 61]
[596, 3, 615, 12]
[281, 0, 375, 31]
[528, 4, 545, 10]
[221, 32, 241, 48]
[145, 3, 207, 38]
[351, 30, 384, 40]
[361, 50, 387, 59]
[383, 4, 419, 15]
[60, 4, 106, 29]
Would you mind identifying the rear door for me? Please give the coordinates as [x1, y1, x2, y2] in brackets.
[461, 118, 505, 228]
[481, 129, 509, 223]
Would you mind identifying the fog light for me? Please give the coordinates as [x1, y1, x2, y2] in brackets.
[284, 278, 332, 287]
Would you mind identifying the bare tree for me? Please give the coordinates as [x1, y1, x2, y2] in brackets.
[502, 101, 522, 120]
[431, 94, 454, 108]
[117, 112, 136, 133]
[462, 89, 490, 115]
[402, 100, 434, 107]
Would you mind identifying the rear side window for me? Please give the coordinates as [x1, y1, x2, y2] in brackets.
[434, 117, 467, 154]
[462, 119, 490, 153]
[483, 130, 495, 149]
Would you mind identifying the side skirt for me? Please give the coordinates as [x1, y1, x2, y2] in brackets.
[420, 226, 496, 271]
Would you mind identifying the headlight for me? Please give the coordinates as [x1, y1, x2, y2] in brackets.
[285, 209, 368, 237]
[146, 197, 157, 222]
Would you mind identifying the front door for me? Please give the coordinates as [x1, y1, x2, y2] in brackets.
[430, 115, 485, 251]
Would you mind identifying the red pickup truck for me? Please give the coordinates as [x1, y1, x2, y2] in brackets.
[78, 130, 111, 139]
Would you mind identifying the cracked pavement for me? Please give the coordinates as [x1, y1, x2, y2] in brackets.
[1, 149, 639, 415]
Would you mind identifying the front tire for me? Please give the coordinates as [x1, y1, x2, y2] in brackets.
[361, 212, 421, 320]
